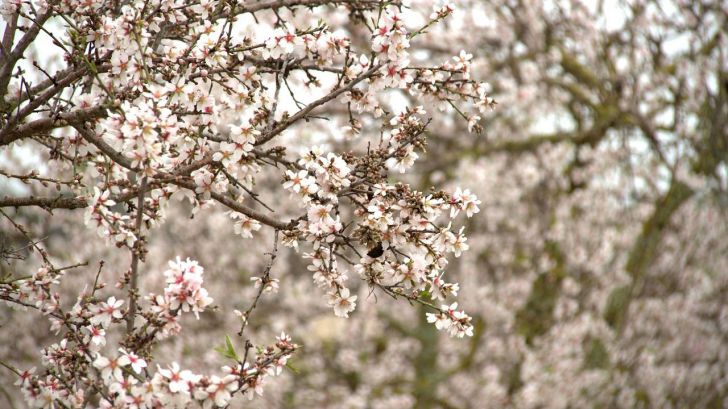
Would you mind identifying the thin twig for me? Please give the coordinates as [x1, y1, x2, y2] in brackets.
[238, 230, 280, 337]
[126, 176, 147, 334]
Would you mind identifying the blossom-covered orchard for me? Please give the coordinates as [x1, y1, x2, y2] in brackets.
[1, 0, 727, 408]
[0, 0, 497, 407]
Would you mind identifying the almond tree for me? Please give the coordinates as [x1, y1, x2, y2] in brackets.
[0, 1, 492, 407]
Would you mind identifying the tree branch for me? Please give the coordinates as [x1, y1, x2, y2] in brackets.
[0, 106, 107, 146]
[71, 122, 136, 170]
[255, 62, 383, 146]
[0, 6, 54, 104]
[171, 179, 293, 230]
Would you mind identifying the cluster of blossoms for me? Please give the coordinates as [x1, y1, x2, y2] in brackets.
[85, 185, 173, 249]
[85, 188, 135, 248]
[144, 257, 214, 338]
[250, 275, 280, 295]
[426, 302, 474, 338]
[282, 107, 481, 336]
[283, 150, 349, 207]
[1, 265, 62, 315]
[90, 332, 295, 408]
[2, 257, 294, 408]
[103, 102, 181, 172]
[373, 8, 413, 89]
